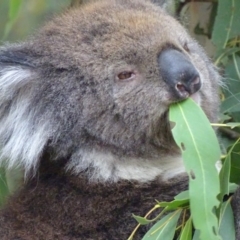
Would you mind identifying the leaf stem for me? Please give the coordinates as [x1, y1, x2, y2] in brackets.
[127, 205, 160, 240]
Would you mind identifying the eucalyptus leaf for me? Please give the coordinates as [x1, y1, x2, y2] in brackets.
[3, 0, 23, 40]
[179, 217, 192, 240]
[225, 123, 240, 129]
[133, 215, 152, 225]
[229, 183, 238, 193]
[155, 190, 189, 211]
[9, 0, 22, 20]
[219, 199, 235, 240]
[142, 210, 181, 240]
[219, 156, 230, 201]
[158, 199, 189, 211]
[221, 93, 240, 114]
[229, 142, 240, 184]
[222, 54, 240, 98]
[169, 98, 221, 240]
[0, 168, 9, 207]
[212, 0, 240, 56]
[174, 190, 189, 200]
[215, 47, 240, 66]
[192, 230, 201, 240]
[221, 54, 240, 118]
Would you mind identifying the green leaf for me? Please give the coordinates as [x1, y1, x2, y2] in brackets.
[156, 191, 189, 211]
[220, 53, 240, 116]
[174, 190, 189, 200]
[9, 0, 22, 20]
[221, 92, 240, 114]
[229, 183, 238, 193]
[229, 142, 240, 184]
[219, 199, 235, 240]
[3, 0, 23, 40]
[132, 215, 152, 225]
[0, 168, 9, 206]
[193, 230, 201, 240]
[142, 210, 181, 240]
[215, 47, 240, 66]
[212, 0, 240, 55]
[169, 99, 221, 240]
[222, 53, 240, 98]
[179, 217, 192, 240]
[225, 123, 240, 129]
[158, 199, 189, 211]
[219, 156, 231, 201]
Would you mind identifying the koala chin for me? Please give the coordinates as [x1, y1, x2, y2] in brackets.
[0, 0, 221, 239]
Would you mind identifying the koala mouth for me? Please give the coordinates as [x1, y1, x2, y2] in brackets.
[174, 75, 201, 100]
[190, 92, 201, 105]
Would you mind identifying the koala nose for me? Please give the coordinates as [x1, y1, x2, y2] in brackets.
[158, 48, 201, 100]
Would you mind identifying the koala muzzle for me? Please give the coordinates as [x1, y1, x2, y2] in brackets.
[158, 48, 201, 100]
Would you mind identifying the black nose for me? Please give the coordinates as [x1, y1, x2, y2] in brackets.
[158, 48, 201, 100]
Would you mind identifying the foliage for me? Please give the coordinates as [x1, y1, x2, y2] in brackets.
[213, 0, 240, 123]
[0, 169, 9, 206]
[2, 0, 23, 40]
[0, 0, 70, 41]
[129, 99, 236, 240]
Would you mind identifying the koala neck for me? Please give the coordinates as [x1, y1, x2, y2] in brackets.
[1, 157, 188, 240]
[66, 147, 185, 183]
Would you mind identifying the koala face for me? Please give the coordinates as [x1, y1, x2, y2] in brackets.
[0, 0, 220, 182]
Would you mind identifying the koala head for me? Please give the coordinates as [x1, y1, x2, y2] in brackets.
[0, 0, 220, 182]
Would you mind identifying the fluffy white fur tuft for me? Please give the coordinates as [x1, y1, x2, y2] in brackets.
[66, 148, 185, 182]
[0, 67, 50, 172]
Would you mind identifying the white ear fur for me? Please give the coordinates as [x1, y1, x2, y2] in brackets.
[0, 67, 50, 173]
[0, 67, 31, 99]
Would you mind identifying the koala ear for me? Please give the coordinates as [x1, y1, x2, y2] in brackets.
[0, 45, 50, 173]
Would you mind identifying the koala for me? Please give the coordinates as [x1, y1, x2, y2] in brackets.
[0, 0, 221, 239]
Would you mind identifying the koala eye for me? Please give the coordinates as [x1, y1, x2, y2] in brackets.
[117, 71, 135, 81]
